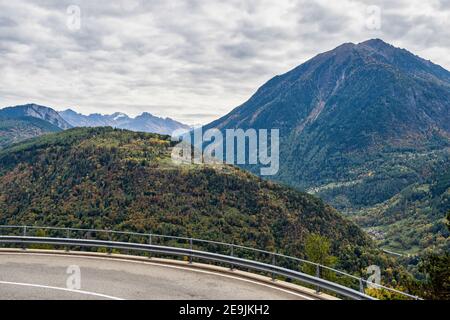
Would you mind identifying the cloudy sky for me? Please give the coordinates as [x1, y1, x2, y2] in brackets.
[0, 0, 449, 124]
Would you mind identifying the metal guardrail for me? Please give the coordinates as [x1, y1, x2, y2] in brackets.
[0, 225, 421, 300]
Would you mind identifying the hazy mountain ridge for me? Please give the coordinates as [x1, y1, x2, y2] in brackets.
[60, 109, 190, 135]
[204, 39, 450, 252]
[0, 104, 72, 130]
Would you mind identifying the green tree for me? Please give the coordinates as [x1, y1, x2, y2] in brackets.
[29, 229, 53, 250]
[418, 253, 450, 300]
[303, 233, 337, 280]
[413, 211, 450, 300]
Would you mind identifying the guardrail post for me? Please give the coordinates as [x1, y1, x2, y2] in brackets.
[148, 234, 152, 259]
[65, 229, 70, 252]
[271, 253, 276, 281]
[108, 231, 112, 255]
[359, 278, 364, 293]
[22, 226, 27, 251]
[189, 238, 193, 264]
[230, 244, 234, 271]
[315, 265, 321, 294]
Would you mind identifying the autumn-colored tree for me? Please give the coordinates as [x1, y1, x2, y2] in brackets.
[418, 253, 450, 300]
[303, 233, 337, 280]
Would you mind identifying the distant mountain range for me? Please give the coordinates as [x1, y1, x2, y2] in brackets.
[60, 109, 190, 135]
[0, 104, 67, 148]
[0, 104, 190, 149]
[204, 39, 450, 253]
[0, 104, 72, 130]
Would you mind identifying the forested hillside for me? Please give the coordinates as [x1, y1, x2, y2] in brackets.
[355, 167, 450, 254]
[0, 127, 376, 272]
[0, 127, 446, 298]
[0, 116, 62, 149]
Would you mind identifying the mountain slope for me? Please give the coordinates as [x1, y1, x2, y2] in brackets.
[204, 39, 450, 252]
[0, 127, 375, 271]
[0, 116, 62, 149]
[0, 104, 72, 130]
[60, 109, 190, 135]
[359, 167, 450, 254]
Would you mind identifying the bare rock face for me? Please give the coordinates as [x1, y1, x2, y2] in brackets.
[0, 103, 72, 130]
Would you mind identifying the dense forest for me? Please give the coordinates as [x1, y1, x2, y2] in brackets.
[0, 127, 447, 299]
[316, 147, 450, 254]
[0, 128, 371, 265]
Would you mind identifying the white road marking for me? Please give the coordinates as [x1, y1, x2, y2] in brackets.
[0, 252, 315, 300]
[0, 280, 124, 300]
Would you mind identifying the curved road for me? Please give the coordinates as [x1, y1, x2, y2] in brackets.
[0, 252, 312, 300]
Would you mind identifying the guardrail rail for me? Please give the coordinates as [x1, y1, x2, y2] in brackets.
[0, 225, 421, 300]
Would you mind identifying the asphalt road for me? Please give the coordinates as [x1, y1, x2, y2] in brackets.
[0, 253, 310, 300]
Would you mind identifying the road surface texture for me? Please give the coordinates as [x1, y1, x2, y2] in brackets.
[0, 252, 316, 300]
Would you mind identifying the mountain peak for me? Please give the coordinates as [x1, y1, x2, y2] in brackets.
[358, 38, 389, 47]
[327, 39, 391, 55]
[58, 109, 189, 135]
[334, 42, 355, 50]
[205, 38, 450, 188]
[356, 38, 398, 57]
[0, 104, 72, 130]
[111, 112, 129, 121]
[21, 103, 55, 112]
[62, 108, 79, 115]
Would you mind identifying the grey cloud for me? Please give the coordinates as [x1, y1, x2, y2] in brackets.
[437, 0, 450, 10]
[220, 42, 258, 59]
[0, 17, 17, 27]
[0, 0, 449, 125]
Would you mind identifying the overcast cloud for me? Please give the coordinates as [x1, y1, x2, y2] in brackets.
[0, 0, 449, 124]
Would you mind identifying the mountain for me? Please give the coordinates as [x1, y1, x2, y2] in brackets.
[0, 104, 72, 130]
[59, 109, 132, 127]
[0, 127, 378, 272]
[203, 39, 450, 253]
[60, 109, 190, 135]
[0, 116, 62, 149]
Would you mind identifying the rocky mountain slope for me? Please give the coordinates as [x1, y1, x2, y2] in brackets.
[203, 39, 450, 252]
[0, 104, 72, 130]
